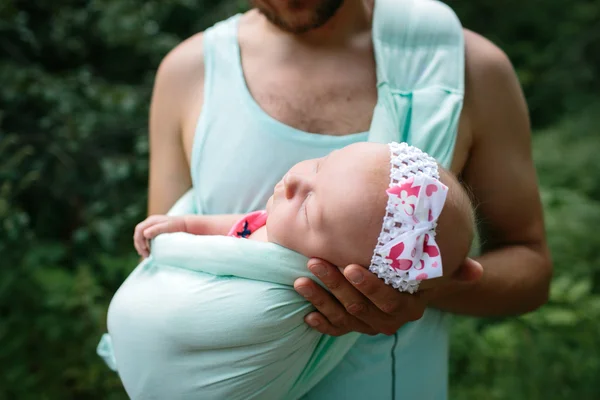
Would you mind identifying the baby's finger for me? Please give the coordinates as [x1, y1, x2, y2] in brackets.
[134, 216, 160, 247]
[134, 216, 168, 258]
[143, 238, 151, 258]
[133, 234, 142, 256]
[133, 230, 147, 257]
[136, 215, 167, 233]
[143, 222, 171, 239]
[134, 238, 148, 258]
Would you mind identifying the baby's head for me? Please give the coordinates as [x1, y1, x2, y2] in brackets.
[266, 142, 474, 292]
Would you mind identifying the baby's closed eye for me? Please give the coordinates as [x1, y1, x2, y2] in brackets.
[301, 193, 313, 225]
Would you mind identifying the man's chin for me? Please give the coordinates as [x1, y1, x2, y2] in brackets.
[271, 19, 328, 34]
[259, 13, 325, 34]
[252, 0, 344, 34]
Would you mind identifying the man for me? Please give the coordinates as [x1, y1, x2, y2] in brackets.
[147, 0, 552, 397]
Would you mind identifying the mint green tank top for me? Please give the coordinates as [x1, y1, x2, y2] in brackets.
[190, 0, 464, 398]
[190, 17, 367, 215]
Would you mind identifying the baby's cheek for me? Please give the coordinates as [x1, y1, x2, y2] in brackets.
[279, 231, 327, 261]
[304, 238, 353, 269]
[267, 216, 303, 252]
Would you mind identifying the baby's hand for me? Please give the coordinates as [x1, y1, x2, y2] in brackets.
[133, 215, 187, 258]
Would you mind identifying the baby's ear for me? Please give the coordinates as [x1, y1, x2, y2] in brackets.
[451, 257, 483, 283]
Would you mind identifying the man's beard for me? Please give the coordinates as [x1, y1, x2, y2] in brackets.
[252, 0, 345, 34]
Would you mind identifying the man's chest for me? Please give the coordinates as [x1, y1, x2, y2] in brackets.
[182, 53, 472, 175]
[241, 43, 379, 136]
[246, 70, 378, 135]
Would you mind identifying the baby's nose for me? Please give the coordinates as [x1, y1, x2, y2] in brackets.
[284, 173, 311, 200]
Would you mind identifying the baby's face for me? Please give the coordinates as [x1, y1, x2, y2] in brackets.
[266, 142, 390, 268]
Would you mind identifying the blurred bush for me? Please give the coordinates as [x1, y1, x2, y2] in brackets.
[0, 1, 242, 398]
[0, 0, 598, 398]
[450, 105, 600, 400]
[450, 0, 600, 127]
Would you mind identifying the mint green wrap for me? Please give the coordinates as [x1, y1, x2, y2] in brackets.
[100, 191, 359, 399]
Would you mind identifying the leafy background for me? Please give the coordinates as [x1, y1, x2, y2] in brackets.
[1, 0, 598, 398]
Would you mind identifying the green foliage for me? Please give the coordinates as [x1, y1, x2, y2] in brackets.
[450, 0, 600, 128]
[0, 0, 241, 398]
[450, 107, 600, 400]
[0, 0, 598, 398]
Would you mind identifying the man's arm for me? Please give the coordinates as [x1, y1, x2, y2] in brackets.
[147, 33, 206, 215]
[428, 31, 552, 315]
[293, 32, 552, 336]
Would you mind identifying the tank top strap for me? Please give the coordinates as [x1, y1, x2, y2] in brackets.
[191, 14, 244, 198]
[202, 13, 244, 92]
[368, 0, 465, 168]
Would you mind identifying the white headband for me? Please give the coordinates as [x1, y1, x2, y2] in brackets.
[368, 142, 448, 293]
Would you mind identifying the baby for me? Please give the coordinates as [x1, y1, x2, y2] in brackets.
[134, 141, 474, 293]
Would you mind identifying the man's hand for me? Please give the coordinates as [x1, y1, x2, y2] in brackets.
[294, 257, 483, 336]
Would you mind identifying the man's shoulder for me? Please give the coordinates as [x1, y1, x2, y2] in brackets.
[150, 32, 207, 146]
[462, 29, 530, 141]
[463, 29, 516, 92]
[150, 31, 207, 129]
[462, 29, 524, 118]
[155, 32, 206, 92]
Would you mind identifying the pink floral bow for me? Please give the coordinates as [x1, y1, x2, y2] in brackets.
[378, 175, 448, 282]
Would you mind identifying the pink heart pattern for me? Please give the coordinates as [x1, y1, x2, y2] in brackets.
[388, 242, 413, 271]
[382, 174, 448, 284]
[426, 184, 438, 196]
[423, 234, 439, 257]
